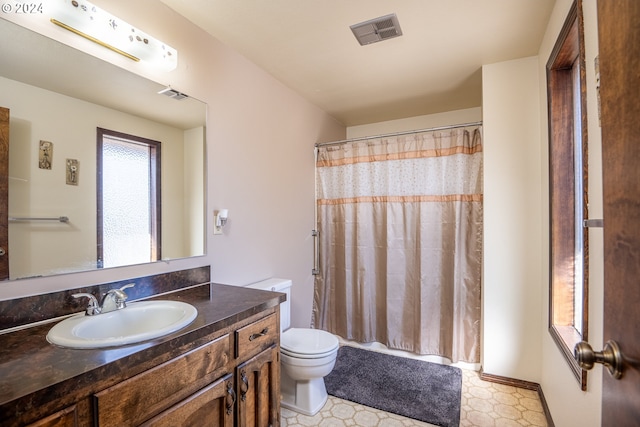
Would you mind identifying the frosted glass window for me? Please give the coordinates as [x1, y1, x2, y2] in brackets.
[97, 128, 160, 268]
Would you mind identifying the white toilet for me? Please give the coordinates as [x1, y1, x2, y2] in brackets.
[247, 278, 339, 416]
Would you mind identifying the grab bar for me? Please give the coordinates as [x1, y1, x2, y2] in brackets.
[312, 229, 320, 275]
[9, 216, 69, 223]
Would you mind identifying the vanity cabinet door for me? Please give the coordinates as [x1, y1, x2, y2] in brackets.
[236, 345, 280, 427]
[140, 374, 235, 427]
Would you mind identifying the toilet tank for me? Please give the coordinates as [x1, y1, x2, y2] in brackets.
[246, 278, 292, 332]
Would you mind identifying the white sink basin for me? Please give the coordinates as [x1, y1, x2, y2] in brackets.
[47, 300, 198, 349]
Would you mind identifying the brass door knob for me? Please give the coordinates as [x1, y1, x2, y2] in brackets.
[574, 340, 623, 379]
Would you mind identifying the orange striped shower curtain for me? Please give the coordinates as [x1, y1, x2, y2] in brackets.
[312, 126, 482, 363]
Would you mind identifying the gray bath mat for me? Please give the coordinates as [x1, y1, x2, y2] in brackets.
[324, 345, 462, 427]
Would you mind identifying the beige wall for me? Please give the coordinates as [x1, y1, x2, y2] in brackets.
[482, 56, 543, 383]
[538, 0, 604, 425]
[0, 0, 346, 332]
[347, 107, 482, 139]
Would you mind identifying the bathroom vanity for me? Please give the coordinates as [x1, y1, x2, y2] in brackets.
[0, 282, 284, 427]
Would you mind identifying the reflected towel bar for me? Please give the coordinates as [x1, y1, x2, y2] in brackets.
[9, 216, 69, 223]
[583, 219, 603, 228]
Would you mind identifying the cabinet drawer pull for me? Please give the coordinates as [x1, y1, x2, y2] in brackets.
[226, 381, 236, 415]
[249, 327, 269, 341]
[249, 328, 269, 341]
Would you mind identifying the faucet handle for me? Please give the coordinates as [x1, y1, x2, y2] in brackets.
[72, 293, 101, 316]
[117, 283, 135, 308]
[119, 283, 135, 293]
[103, 284, 133, 311]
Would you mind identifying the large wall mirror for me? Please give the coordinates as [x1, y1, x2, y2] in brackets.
[0, 18, 206, 282]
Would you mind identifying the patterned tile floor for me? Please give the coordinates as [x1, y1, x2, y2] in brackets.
[281, 359, 548, 427]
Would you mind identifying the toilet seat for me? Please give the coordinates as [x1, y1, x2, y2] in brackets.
[281, 328, 339, 358]
[280, 350, 337, 368]
[281, 347, 336, 359]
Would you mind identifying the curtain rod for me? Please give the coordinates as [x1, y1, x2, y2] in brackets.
[315, 121, 482, 148]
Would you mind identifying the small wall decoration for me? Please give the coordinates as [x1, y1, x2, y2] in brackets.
[38, 140, 53, 170]
[66, 159, 79, 185]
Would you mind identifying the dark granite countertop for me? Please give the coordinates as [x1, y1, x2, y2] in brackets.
[0, 283, 284, 416]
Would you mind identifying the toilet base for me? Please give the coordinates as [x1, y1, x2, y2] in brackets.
[280, 367, 328, 416]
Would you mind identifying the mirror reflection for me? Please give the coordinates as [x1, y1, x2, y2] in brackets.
[0, 18, 206, 281]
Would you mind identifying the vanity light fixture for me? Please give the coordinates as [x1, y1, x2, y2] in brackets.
[214, 209, 228, 235]
[50, 0, 178, 71]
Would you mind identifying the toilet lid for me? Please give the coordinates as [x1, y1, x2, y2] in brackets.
[281, 328, 339, 356]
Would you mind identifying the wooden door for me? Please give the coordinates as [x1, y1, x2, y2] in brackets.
[597, 1, 640, 424]
[0, 107, 9, 280]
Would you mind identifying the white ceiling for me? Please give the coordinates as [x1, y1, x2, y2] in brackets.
[161, 0, 556, 126]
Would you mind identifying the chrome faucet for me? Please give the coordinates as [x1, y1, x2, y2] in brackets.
[72, 283, 135, 316]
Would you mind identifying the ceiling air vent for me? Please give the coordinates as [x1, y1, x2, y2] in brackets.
[350, 13, 403, 46]
[158, 87, 189, 100]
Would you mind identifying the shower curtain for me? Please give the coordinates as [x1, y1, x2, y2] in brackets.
[312, 126, 482, 363]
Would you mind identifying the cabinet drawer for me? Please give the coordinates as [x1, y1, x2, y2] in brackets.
[95, 334, 230, 427]
[235, 314, 278, 359]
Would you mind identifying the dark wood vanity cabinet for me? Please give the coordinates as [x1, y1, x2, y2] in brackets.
[12, 305, 281, 427]
[92, 311, 280, 427]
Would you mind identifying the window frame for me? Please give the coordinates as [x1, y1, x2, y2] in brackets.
[546, 0, 589, 390]
[96, 127, 162, 268]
